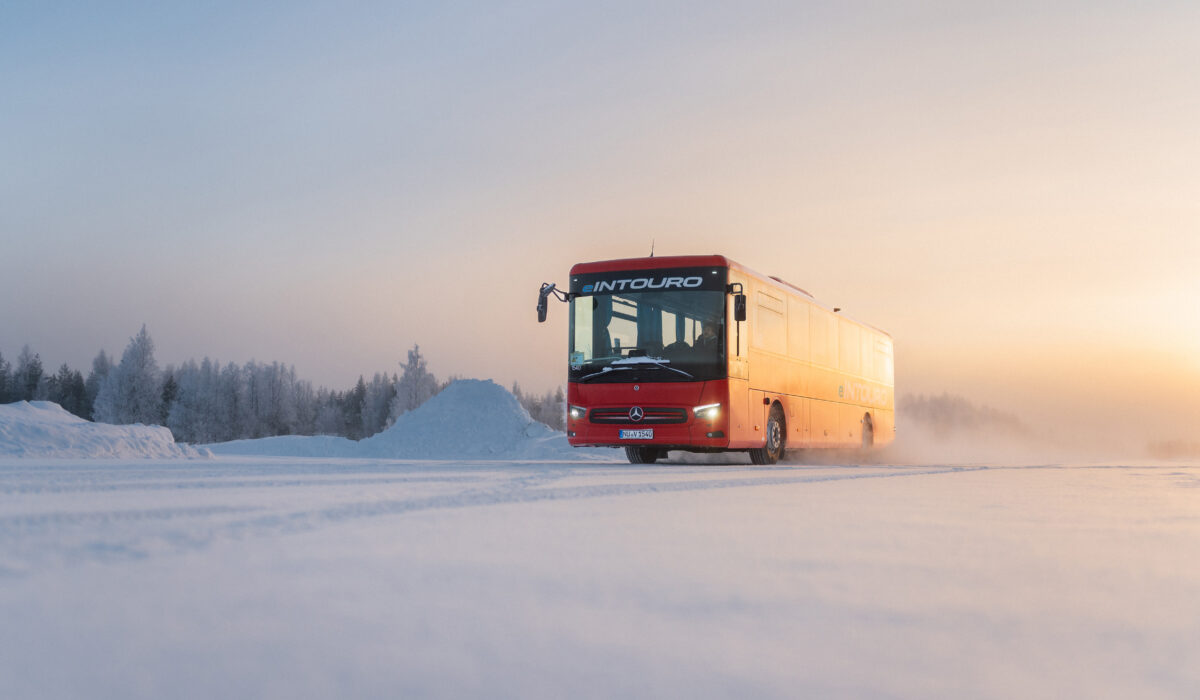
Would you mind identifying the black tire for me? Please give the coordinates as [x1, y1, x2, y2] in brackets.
[861, 414, 875, 448]
[625, 446, 661, 464]
[749, 406, 786, 465]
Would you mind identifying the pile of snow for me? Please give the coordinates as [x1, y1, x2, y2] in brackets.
[208, 379, 611, 460]
[357, 379, 586, 459]
[0, 401, 205, 459]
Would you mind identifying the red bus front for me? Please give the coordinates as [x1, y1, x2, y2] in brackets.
[562, 256, 736, 463]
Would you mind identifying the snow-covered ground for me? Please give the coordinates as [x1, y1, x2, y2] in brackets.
[3, 388, 1199, 697]
[2, 454, 1199, 699]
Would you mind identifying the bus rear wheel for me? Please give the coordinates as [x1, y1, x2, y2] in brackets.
[625, 446, 662, 464]
[750, 406, 785, 465]
[861, 413, 874, 448]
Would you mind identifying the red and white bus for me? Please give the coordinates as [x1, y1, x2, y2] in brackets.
[538, 255, 894, 464]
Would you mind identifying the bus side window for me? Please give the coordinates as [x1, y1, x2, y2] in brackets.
[788, 298, 810, 363]
[839, 320, 861, 376]
[754, 291, 786, 355]
[862, 331, 876, 381]
[810, 307, 836, 368]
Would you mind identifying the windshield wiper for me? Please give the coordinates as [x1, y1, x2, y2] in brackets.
[579, 365, 633, 382]
[614, 356, 694, 379]
[579, 357, 694, 382]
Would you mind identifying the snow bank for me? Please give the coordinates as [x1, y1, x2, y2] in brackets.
[0, 401, 205, 459]
[208, 379, 611, 460]
[357, 379, 590, 459]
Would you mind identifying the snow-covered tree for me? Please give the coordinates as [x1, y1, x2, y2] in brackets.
[241, 360, 261, 437]
[46, 364, 87, 418]
[291, 377, 317, 435]
[83, 350, 112, 420]
[343, 376, 367, 439]
[216, 362, 244, 440]
[548, 386, 565, 431]
[93, 325, 163, 425]
[92, 376, 116, 422]
[169, 357, 304, 443]
[513, 384, 566, 431]
[313, 388, 344, 436]
[389, 344, 437, 423]
[361, 372, 396, 437]
[166, 359, 201, 442]
[160, 369, 178, 424]
[1, 336, 478, 441]
[14, 345, 43, 402]
[243, 361, 299, 438]
[0, 351, 11, 403]
[167, 357, 234, 443]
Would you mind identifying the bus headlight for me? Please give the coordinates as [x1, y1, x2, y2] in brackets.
[568, 405, 587, 420]
[693, 403, 720, 420]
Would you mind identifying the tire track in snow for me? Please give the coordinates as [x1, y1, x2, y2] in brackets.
[0, 504, 259, 534]
[0, 473, 486, 496]
[0, 463, 985, 574]
[228, 465, 984, 534]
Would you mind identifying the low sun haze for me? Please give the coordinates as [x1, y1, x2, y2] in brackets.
[2, 2, 1196, 450]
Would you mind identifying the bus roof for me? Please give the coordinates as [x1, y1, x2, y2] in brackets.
[568, 254, 892, 338]
[569, 255, 731, 275]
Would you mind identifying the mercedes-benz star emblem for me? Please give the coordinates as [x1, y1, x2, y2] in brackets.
[628, 406, 644, 422]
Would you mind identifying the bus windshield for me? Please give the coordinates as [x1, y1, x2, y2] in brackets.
[568, 290, 725, 383]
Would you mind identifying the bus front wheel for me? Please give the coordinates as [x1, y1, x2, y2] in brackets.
[750, 406, 786, 465]
[625, 446, 662, 464]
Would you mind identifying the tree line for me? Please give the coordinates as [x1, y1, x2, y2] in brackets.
[0, 327, 565, 443]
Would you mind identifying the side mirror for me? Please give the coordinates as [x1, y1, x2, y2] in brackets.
[734, 293, 747, 322]
[537, 282, 562, 323]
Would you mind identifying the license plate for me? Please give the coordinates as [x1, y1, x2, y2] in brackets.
[619, 429, 654, 440]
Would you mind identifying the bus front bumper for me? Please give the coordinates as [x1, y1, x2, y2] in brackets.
[567, 421, 728, 449]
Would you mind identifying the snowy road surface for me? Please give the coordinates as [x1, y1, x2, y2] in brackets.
[3, 456, 1199, 699]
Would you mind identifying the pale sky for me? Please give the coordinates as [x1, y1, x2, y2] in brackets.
[2, 2, 1197, 448]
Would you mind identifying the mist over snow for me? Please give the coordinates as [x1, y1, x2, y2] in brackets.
[0, 401, 205, 459]
[207, 379, 613, 461]
[670, 393, 1119, 468]
[872, 393, 1117, 466]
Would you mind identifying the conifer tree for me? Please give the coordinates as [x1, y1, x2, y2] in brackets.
[390, 344, 437, 423]
[14, 345, 43, 402]
[166, 359, 201, 443]
[45, 364, 87, 417]
[68, 369, 87, 416]
[93, 325, 162, 425]
[345, 376, 367, 439]
[361, 372, 396, 437]
[84, 350, 112, 420]
[0, 351, 11, 403]
[160, 370, 178, 425]
[550, 386, 565, 430]
[314, 389, 344, 436]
